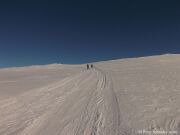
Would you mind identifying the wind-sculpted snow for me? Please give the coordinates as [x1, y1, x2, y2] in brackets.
[0, 55, 180, 135]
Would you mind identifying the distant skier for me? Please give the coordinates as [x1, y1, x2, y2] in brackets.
[87, 64, 89, 70]
[91, 64, 93, 68]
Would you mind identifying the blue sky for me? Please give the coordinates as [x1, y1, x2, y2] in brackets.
[0, 0, 180, 67]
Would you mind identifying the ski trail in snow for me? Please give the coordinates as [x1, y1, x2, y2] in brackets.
[74, 68, 128, 135]
[0, 68, 128, 135]
[95, 68, 130, 135]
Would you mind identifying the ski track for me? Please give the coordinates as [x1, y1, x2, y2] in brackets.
[0, 68, 126, 135]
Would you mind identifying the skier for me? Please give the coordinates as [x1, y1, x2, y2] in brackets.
[87, 64, 89, 70]
[91, 64, 93, 68]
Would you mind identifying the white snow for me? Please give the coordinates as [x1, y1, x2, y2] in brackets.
[0, 54, 180, 135]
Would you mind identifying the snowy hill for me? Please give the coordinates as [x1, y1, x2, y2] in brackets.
[0, 54, 180, 135]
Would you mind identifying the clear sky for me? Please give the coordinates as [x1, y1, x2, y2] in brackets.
[0, 0, 180, 67]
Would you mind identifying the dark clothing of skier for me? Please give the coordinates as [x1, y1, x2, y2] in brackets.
[87, 64, 89, 70]
[91, 64, 93, 68]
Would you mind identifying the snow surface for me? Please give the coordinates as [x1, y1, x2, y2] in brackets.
[0, 54, 180, 135]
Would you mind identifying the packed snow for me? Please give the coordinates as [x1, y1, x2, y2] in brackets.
[0, 54, 180, 135]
